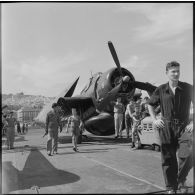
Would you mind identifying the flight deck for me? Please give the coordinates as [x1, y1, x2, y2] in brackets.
[2, 128, 194, 194]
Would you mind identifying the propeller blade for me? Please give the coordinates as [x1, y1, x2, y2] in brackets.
[108, 82, 122, 95]
[108, 41, 123, 76]
[97, 83, 122, 111]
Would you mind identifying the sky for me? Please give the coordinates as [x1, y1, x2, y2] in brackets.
[2, 3, 193, 97]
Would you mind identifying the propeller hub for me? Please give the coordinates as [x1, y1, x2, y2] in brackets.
[122, 75, 130, 82]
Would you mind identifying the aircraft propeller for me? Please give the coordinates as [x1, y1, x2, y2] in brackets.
[108, 41, 123, 77]
[108, 41, 130, 85]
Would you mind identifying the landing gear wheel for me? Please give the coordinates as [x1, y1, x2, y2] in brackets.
[151, 144, 155, 151]
[155, 145, 161, 152]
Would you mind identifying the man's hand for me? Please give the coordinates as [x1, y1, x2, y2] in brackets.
[60, 128, 62, 133]
[133, 117, 139, 122]
[153, 119, 165, 129]
[43, 130, 48, 138]
[185, 122, 193, 133]
[66, 128, 68, 133]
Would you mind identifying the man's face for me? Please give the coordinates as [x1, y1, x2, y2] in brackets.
[72, 108, 77, 115]
[166, 66, 180, 82]
[117, 97, 121, 103]
[143, 98, 148, 104]
[135, 107, 140, 114]
[136, 99, 141, 104]
[129, 100, 134, 105]
[2, 107, 8, 115]
[53, 106, 59, 112]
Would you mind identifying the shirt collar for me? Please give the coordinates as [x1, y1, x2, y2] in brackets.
[165, 81, 183, 92]
[177, 81, 183, 90]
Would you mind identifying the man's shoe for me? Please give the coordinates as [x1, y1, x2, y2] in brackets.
[179, 187, 188, 194]
[178, 182, 188, 194]
[73, 147, 76, 152]
[115, 136, 119, 139]
[167, 190, 176, 194]
[47, 153, 52, 156]
[131, 143, 135, 148]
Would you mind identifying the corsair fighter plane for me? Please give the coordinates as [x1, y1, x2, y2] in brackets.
[36, 41, 157, 136]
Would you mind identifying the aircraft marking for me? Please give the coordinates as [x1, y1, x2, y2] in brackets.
[81, 155, 165, 191]
[120, 148, 161, 159]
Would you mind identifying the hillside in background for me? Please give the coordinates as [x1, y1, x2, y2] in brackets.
[2, 92, 55, 111]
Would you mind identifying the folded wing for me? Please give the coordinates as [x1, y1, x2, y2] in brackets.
[35, 77, 80, 123]
[57, 96, 96, 120]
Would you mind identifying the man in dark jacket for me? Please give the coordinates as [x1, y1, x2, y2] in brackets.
[148, 61, 193, 194]
[45, 103, 62, 156]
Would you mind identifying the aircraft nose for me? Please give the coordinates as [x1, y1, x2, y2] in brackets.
[122, 75, 130, 82]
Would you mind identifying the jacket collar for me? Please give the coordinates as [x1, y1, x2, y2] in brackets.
[165, 81, 183, 92]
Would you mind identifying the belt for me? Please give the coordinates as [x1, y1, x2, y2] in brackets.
[162, 117, 185, 125]
[173, 119, 180, 124]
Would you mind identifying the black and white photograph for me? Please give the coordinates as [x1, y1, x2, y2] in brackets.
[1, 2, 194, 194]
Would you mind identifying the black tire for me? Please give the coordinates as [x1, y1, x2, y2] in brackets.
[151, 144, 155, 150]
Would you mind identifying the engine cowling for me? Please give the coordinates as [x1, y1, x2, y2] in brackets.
[84, 112, 114, 136]
[96, 68, 135, 101]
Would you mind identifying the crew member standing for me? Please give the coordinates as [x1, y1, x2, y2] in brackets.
[131, 105, 143, 148]
[141, 97, 150, 118]
[66, 108, 83, 152]
[125, 99, 134, 138]
[112, 96, 125, 138]
[22, 123, 25, 134]
[148, 61, 193, 194]
[6, 111, 16, 149]
[45, 103, 62, 156]
[16, 121, 21, 134]
[2, 105, 8, 136]
[25, 123, 28, 133]
[2, 114, 8, 136]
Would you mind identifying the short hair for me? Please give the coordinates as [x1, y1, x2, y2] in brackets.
[166, 61, 180, 71]
[52, 103, 58, 108]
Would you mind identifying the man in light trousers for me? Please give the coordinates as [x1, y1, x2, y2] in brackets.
[113, 97, 125, 138]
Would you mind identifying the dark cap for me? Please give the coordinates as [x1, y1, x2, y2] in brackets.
[52, 103, 58, 108]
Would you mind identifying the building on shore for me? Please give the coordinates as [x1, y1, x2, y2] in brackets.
[17, 107, 42, 122]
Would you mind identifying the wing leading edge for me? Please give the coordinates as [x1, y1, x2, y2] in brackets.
[57, 97, 96, 120]
[35, 77, 80, 123]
